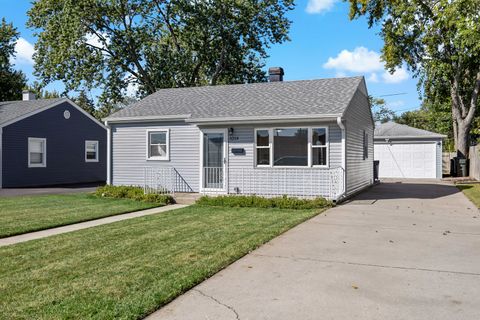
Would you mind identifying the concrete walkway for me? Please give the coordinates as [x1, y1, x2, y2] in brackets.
[148, 180, 480, 320]
[0, 204, 188, 247]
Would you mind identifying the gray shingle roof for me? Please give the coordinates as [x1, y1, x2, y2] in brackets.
[0, 98, 64, 126]
[374, 122, 446, 139]
[106, 77, 364, 122]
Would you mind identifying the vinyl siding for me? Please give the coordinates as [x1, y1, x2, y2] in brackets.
[2, 101, 106, 187]
[344, 87, 374, 195]
[111, 121, 200, 191]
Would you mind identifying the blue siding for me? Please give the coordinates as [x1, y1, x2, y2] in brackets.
[2, 101, 106, 187]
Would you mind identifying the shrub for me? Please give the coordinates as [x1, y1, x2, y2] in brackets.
[95, 185, 175, 205]
[196, 194, 332, 210]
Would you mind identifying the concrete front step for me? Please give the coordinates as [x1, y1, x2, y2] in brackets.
[174, 193, 202, 205]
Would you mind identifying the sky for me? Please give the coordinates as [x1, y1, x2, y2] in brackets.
[2, 0, 422, 114]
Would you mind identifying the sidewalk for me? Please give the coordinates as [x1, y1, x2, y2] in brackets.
[0, 204, 188, 247]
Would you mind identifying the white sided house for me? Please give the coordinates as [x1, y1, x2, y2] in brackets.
[105, 69, 374, 201]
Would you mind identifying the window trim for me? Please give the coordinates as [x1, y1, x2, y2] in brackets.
[85, 140, 99, 162]
[146, 129, 170, 161]
[254, 128, 272, 167]
[253, 126, 329, 168]
[311, 127, 329, 168]
[28, 137, 47, 168]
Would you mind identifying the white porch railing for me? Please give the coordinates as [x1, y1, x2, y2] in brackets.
[144, 166, 345, 200]
[144, 167, 194, 195]
[228, 167, 344, 200]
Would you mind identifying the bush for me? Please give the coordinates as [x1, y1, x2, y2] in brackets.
[196, 194, 332, 210]
[95, 185, 175, 205]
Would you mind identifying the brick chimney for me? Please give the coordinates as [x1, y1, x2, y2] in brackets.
[268, 67, 284, 82]
[22, 90, 36, 101]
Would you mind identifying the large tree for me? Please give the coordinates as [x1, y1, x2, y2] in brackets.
[0, 18, 27, 101]
[346, 0, 480, 157]
[27, 0, 294, 105]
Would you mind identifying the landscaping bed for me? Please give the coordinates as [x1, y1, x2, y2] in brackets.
[0, 205, 326, 319]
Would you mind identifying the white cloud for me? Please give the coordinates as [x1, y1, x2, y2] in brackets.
[367, 73, 379, 83]
[306, 0, 337, 14]
[124, 81, 139, 97]
[13, 37, 35, 65]
[85, 33, 110, 50]
[335, 71, 347, 78]
[323, 47, 384, 73]
[382, 68, 409, 84]
[324, 46, 410, 84]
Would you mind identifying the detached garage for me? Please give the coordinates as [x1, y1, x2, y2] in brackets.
[374, 122, 445, 179]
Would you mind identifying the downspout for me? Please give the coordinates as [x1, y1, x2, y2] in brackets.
[105, 121, 111, 185]
[336, 116, 346, 199]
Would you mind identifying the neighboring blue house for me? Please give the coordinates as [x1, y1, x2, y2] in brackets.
[105, 68, 375, 201]
[0, 91, 107, 188]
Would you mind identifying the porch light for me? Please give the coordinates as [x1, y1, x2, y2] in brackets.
[229, 127, 234, 135]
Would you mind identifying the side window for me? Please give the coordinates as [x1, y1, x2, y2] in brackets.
[255, 129, 271, 166]
[85, 140, 99, 162]
[147, 130, 169, 160]
[312, 128, 328, 166]
[28, 138, 47, 168]
[363, 130, 369, 160]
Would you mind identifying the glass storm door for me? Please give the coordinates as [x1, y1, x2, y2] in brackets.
[202, 130, 226, 191]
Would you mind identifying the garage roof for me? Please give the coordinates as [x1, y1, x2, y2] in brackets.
[374, 122, 446, 139]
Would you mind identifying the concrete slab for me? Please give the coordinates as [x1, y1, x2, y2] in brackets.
[148, 180, 480, 320]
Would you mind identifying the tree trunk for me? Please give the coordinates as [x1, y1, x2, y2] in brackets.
[456, 121, 470, 158]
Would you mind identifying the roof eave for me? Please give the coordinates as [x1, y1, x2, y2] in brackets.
[374, 135, 447, 139]
[186, 114, 342, 125]
[104, 114, 192, 124]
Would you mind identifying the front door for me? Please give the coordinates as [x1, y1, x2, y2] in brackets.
[202, 129, 227, 191]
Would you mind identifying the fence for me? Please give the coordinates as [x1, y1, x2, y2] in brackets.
[469, 146, 480, 180]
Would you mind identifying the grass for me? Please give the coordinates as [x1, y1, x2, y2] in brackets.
[457, 184, 480, 207]
[0, 205, 325, 319]
[0, 193, 163, 238]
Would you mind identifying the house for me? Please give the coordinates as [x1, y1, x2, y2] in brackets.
[374, 122, 446, 179]
[104, 68, 374, 200]
[0, 91, 107, 188]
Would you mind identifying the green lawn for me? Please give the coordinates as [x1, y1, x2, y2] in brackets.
[0, 193, 162, 238]
[0, 205, 325, 319]
[457, 184, 480, 207]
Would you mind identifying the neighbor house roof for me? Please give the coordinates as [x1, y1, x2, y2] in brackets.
[0, 98, 64, 126]
[0, 98, 107, 129]
[105, 76, 365, 123]
[374, 122, 446, 139]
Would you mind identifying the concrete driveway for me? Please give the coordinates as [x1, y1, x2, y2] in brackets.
[0, 183, 101, 197]
[148, 180, 480, 320]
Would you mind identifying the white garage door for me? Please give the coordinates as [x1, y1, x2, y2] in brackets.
[374, 143, 437, 178]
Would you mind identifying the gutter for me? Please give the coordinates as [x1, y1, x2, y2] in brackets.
[336, 116, 346, 200]
[374, 135, 447, 140]
[186, 114, 342, 125]
[104, 114, 192, 124]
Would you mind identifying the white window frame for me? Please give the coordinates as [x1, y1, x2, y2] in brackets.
[311, 127, 329, 168]
[85, 140, 99, 162]
[254, 128, 272, 167]
[146, 129, 170, 161]
[253, 126, 329, 168]
[28, 137, 47, 168]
